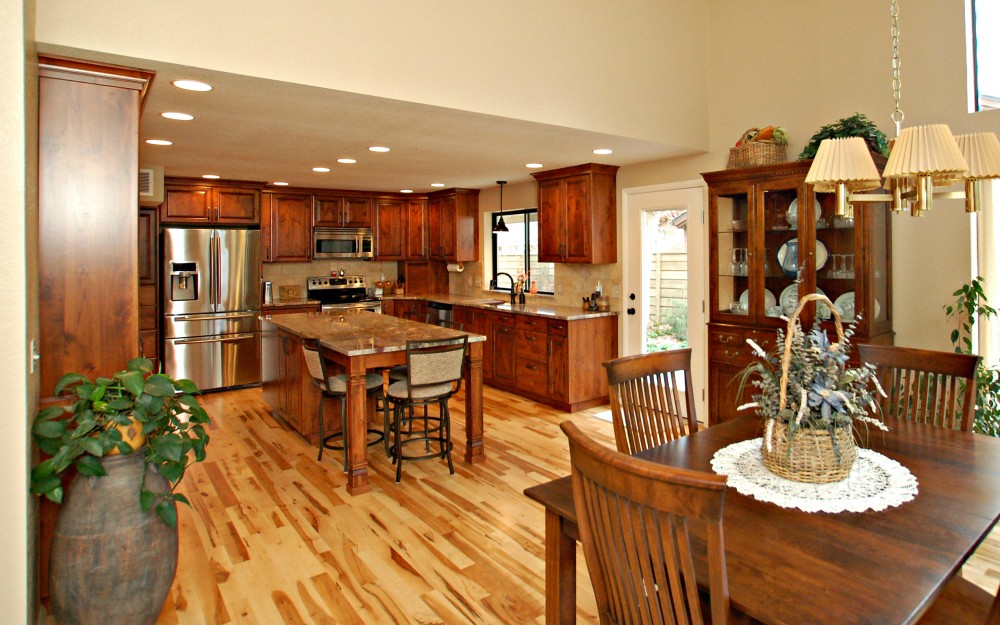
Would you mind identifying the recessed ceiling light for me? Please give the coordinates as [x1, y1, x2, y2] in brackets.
[337, 158, 357, 164]
[202, 174, 220, 179]
[272, 181, 289, 186]
[430, 183, 446, 188]
[171, 79, 213, 92]
[312, 167, 331, 173]
[368, 146, 390, 153]
[161, 112, 194, 121]
[400, 189, 413, 194]
[145, 139, 172, 146]
[593, 148, 613, 155]
[526, 163, 544, 169]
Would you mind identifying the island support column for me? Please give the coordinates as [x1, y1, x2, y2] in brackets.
[464, 341, 485, 463]
[345, 356, 371, 494]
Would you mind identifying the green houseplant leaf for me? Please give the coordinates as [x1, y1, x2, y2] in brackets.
[798, 113, 890, 161]
[30, 360, 211, 527]
[945, 276, 1000, 436]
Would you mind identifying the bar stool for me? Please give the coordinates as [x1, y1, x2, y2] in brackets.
[301, 339, 388, 472]
[386, 335, 468, 482]
[389, 311, 437, 382]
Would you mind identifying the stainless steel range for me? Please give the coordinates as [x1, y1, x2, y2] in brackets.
[307, 275, 382, 313]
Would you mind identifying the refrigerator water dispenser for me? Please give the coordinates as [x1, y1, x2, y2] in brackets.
[170, 262, 199, 301]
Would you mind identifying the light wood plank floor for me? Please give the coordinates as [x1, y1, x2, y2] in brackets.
[47, 385, 1000, 624]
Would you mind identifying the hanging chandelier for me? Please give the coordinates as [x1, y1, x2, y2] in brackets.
[492, 180, 509, 233]
[806, 0, 1000, 217]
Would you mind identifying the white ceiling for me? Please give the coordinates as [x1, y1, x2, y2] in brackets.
[137, 60, 698, 194]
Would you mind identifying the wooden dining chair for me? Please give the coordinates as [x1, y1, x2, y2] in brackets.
[603, 348, 698, 454]
[561, 420, 758, 625]
[918, 576, 1000, 625]
[859, 344, 981, 431]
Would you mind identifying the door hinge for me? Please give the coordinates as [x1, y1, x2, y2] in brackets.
[701, 300, 705, 313]
[701, 209, 705, 224]
[702, 389, 706, 401]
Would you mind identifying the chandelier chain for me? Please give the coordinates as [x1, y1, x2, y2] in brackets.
[890, 0, 904, 135]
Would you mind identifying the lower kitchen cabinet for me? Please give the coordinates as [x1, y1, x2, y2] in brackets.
[486, 311, 616, 412]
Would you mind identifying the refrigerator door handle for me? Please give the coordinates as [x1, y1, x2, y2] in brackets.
[172, 333, 257, 345]
[172, 312, 257, 322]
[212, 231, 221, 310]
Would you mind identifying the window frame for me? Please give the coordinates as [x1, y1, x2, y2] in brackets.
[490, 207, 554, 295]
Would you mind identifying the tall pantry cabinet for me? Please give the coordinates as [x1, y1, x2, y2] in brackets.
[38, 57, 153, 403]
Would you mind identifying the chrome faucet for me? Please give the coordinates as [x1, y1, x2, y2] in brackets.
[492, 272, 517, 305]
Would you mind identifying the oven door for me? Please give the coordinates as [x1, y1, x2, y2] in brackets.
[321, 301, 382, 314]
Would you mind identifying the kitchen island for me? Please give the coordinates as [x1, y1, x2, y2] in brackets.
[262, 310, 485, 494]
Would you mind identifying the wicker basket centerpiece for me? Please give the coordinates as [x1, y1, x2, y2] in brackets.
[727, 125, 788, 169]
[738, 293, 887, 483]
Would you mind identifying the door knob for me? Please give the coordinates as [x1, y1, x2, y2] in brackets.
[627, 307, 636, 315]
[629, 293, 636, 300]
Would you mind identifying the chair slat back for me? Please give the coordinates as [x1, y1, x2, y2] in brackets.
[859, 344, 981, 431]
[404, 311, 436, 325]
[604, 349, 698, 454]
[561, 421, 731, 625]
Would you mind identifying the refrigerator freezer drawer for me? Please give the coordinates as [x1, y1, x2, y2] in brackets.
[164, 332, 261, 391]
[163, 312, 259, 340]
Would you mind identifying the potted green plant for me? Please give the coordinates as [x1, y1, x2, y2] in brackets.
[30, 357, 210, 625]
[945, 277, 1000, 436]
[798, 113, 890, 161]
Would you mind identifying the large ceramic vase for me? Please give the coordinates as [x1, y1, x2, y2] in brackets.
[49, 449, 178, 625]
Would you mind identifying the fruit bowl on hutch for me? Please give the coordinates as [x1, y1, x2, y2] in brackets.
[738, 293, 887, 483]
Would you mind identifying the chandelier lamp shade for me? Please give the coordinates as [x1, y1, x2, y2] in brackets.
[492, 180, 509, 233]
[805, 0, 1000, 217]
[804, 137, 882, 218]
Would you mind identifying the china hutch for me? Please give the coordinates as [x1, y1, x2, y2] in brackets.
[703, 157, 893, 424]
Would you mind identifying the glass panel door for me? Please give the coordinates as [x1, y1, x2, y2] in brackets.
[712, 187, 751, 320]
[759, 179, 805, 325]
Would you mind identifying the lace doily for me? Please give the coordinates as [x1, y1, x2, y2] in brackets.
[710, 438, 919, 513]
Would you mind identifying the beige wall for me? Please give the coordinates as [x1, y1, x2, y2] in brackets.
[34, 0, 711, 151]
[3, 0, 38, 621]
[619, 0, 1000, 351]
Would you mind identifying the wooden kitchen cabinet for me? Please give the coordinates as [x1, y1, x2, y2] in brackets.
[374, 196, 405, 259]
[702, 158, 893, 424]
[262, 191, 313, 262]
[406, 198, 428, 259]
[531, 163, 619, 264]
[480, 310, 616, 412]
[427, 188, 479, 262]
[314, 193, 372, 228]
[138, 207, 159, 371]
[160, 179, 260, 225]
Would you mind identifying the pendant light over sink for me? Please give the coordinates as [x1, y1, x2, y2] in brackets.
[492, 180, 510, 233]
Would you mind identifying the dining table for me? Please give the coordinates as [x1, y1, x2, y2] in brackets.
[270, 310, 486, 495]
[524, 415, 1000, 625]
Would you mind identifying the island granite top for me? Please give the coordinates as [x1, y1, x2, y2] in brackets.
[269, 310, 485, 357]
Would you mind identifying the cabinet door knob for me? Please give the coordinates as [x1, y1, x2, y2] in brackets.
[627, 307, 636, 315]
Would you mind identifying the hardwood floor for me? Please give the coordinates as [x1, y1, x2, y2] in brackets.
[45, 385, 1000, 624]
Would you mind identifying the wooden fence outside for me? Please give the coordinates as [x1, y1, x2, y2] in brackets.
[648, 252, 687, 322]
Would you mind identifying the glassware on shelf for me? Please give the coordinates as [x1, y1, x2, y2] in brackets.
[737, 248, 748, 277]
[728, 249, 739, 276]
[844, 254, 855, 279]
[829, 254, 843, 279]
[763, 247, 772, 277]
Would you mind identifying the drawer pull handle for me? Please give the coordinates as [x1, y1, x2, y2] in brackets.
[720, 335, 734, 344]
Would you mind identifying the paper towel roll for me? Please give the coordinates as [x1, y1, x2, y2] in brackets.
[446, 262, 464, 273]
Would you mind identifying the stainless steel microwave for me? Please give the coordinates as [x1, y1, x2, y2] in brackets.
[313, 227, 374, 259]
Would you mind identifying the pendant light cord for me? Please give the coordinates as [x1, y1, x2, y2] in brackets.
[890, 0, 904, 137]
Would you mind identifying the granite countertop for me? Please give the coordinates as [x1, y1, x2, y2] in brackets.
[262, 298, 321, 309]
[270, 310, 485, 357]
[382, 293, 618, 321]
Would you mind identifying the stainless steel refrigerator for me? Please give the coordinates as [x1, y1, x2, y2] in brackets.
[162, 227, 261, 391]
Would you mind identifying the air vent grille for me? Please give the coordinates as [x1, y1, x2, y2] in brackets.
[138, 168, 154, 197]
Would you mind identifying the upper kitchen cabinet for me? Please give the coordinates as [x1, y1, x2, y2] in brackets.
[375, 196, 429, 261]
[427, 188, 480, 262]
[160, 178, 261, 225]
[262, 190, 313, 263]
[314, 193, 373, 228]
[531, 163, 619, 264]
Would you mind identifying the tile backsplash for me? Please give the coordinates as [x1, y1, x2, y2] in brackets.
[265, 259, 621, 310]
